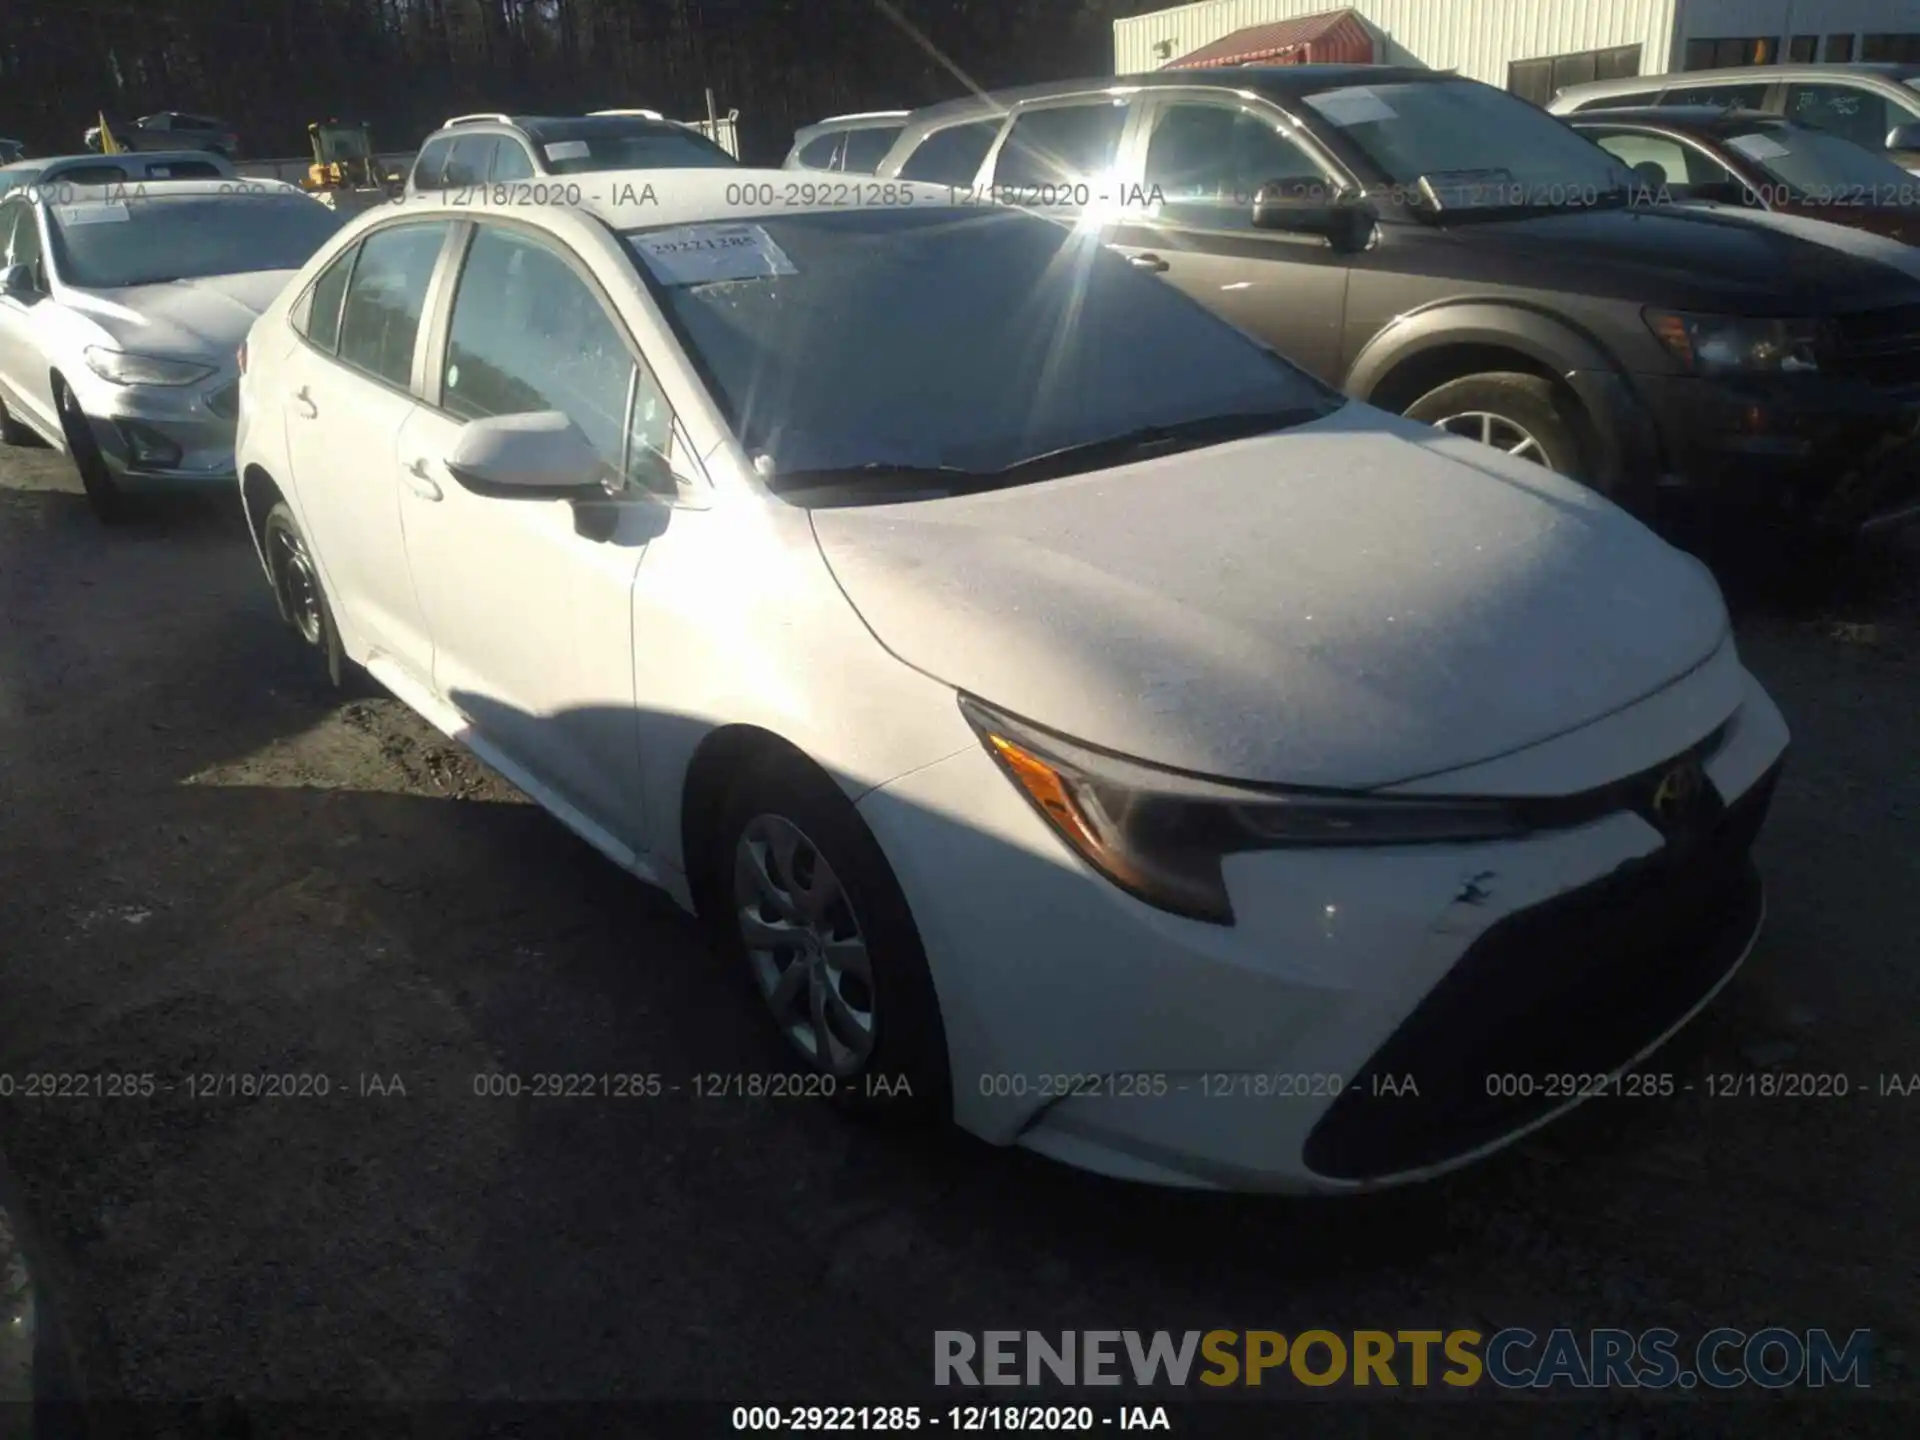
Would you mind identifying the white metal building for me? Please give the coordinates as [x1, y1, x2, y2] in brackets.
[1115, 1, 1920, 104]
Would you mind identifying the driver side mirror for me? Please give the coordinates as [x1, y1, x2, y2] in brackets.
[1250, 177, 1376, 251]
[444, 411, 613, 502]
[1886, 122, 1920, 154]
[0, 263, 34, 295]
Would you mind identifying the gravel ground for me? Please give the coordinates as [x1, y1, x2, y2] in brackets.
[0, 442, 1916, 1436]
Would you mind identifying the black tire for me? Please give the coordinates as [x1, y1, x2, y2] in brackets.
[54, 378, 124, 523]
[260, 500, 354, 689]
[0, 392, 31, 446]
[1403, 372, 1592, 487]
[709, 752, 952, 1124]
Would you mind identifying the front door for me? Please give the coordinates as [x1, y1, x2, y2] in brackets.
[0, 201, 57, 436]
[397, 221, 677, 844]
[1107, 94, 1353, 383]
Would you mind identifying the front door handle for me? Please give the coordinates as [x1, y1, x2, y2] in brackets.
[403, 457, 443, 501]
[1127, 252, 1170, 273]
[292, 386, 317, 419]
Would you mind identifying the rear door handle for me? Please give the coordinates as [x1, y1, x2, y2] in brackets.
[403, 457, 443, 501]
[1127, 252, 1170, 272]
[292, 386, 317, 419]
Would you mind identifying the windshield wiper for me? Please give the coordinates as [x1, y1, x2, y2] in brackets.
[770, 461, 985, 500]
[989, 406, 1334, 483]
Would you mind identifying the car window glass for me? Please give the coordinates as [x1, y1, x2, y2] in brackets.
[144, 159, 221, 179]
[299, 242, 356, 353]
[1586, 90, 1659, 108]
[52, 164, 129, 186]
[442, 225, 672, 493]
[1590, 131, 1710, 197]
[796, 133, 841, 169]
[335, 223, 447, 389]
[993, 102, 1127, 187]
[444, 135, 496, 188]
[490, 142, 535, 181]
[1145, 102, 1327, 229]
[1662, 83, 1771, 110]
[839, 126, 902, 174]
[1784, 84, 1904, 151]
[412, 137, 453, 190]
[5, 203, 41, 281]
[898, 120, 999, 183]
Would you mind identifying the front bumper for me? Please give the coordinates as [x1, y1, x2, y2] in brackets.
[858, 664, 1790, 1194]
[1634, 371, 1920, 534]
[71, 371, 239, 491]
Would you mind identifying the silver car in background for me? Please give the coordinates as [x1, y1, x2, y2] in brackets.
[0, 150, 237, 200]
[0, 178, 343, 521]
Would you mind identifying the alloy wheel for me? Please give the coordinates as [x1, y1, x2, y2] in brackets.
[271, 527, 325, 645]
[1433, 410, 1550, 465]
[732, 813, 877, 1075]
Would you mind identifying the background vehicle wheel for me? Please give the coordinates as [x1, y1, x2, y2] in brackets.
[54, 378, 124, 523]
[260, 500, 354, 689]
[1404, 372, 1591, 485]
[711, 753, 951, 1123]
[0, 392, 31, 446]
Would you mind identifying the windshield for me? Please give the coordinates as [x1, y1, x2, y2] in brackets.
[528, 120, 736, 174]
[49, 193, 346, 287]
[626, 207, 1341, 487]
[1303, 78, 1633, 209]
[1726, 123, 1920, 199]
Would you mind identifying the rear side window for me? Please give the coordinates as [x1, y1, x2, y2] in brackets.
[1582, 90, 1660, 108]
[412, 137, 453, 190]
[1660, 82, 1770, 110]
[335, 223, 448, 389]
[48, 164, 129, 186]
[992, 102, 1128, 187]
[298, 243, 356, 353]
[443, 135, 496, 188]
[839, 125, 903, 174]
[1143, 102, 1326, 230]
[897, 120, 999, 183]
[491, 142, 535, 181]
[796, 133, 842, 169]
[144, 159, 221, 179]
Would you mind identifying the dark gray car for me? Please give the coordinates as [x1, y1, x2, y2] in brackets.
[876, 67, 1920, 537]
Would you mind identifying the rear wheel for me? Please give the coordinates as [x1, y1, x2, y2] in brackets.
[261, 500, 353, 689]
[1404, 372, 1591, 486]
[54, 378, 124, 523]
[709, 752, 951, 1123]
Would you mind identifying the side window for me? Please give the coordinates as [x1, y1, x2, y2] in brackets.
[490, 142, 535, 181]
[992, 102, 1128, 187]
[335, 223, 448, 389]
[1143, 102, 1327, 230]
[144, 159, 220, 179]
[1660, 83, 1770, 110]
[795, 133, 841, 170]
[1590, 90, 1661, 108]
[5, 203, 42, 285]
[1589, 131, 1742, 200]
[411, 137, 454, 191]
[839, 126, 902, 174]
[443, 135, 497, 188]
[441, 226, 675, 494]
[296, 243, 356, 353]
[897, 120, 999, 183]
[1784, 84, 1905, 152]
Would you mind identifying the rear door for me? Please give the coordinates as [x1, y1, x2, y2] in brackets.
[1106, 92, 1353, 382]
[838, 125, 903, 175]
[980, 95, 1133, 198]
[0, 201, 56, 435]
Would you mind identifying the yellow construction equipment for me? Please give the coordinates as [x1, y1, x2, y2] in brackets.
[302, 120, 377, 191]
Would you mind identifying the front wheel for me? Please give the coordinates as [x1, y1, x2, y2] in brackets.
[55, 379, 123, 523]
[1404, 372, 1590, 485]
[710, 754, 951, 1123]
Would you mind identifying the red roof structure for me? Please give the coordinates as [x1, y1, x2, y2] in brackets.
[1162, 8, 1375, 70]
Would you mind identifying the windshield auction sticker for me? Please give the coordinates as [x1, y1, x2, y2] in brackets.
[629, 223, 796, 286]
[1304, 87, 1398, 127]
[55, 201, 130, 225]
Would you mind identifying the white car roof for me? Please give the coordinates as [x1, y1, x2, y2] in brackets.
[393, 166, 956, 231]
[43, 177, 304, 208]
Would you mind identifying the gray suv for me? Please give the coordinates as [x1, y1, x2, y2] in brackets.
[406, 111, 736, 196]
[1550, 63, 1920, 173]
[783, 112, 910, 173]
[877, 67, 1920, 536]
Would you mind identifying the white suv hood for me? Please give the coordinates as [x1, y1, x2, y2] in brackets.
[810, 405, 1729, 790]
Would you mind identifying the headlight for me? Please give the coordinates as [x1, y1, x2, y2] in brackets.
[959, 695, 1529, 926]
[1643, 309, 1824, 375]
[83, 346, 216, 387]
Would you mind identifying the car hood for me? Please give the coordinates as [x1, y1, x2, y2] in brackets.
[1428, 203, 1920, 308]
[60, 270, 294, 358]
[810, 405, 1729, 790]
[1692, 200, 1920, 270]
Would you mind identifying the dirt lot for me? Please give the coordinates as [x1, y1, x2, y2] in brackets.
[0, 442, 1916, 1435]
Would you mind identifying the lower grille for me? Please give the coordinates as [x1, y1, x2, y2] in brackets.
[205, 382, 239, 420]
[1303, 763, 1781, 1182]
[1832, 304, 1920, 388]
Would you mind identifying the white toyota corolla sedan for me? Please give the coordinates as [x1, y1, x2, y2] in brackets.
[235, 170, 1790, 1193]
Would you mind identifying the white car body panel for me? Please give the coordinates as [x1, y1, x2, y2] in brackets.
[233, 169, 1792, 1193]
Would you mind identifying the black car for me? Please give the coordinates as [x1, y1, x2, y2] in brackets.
[877, 67, 1920, 537]
[83, 112, 240, 158]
